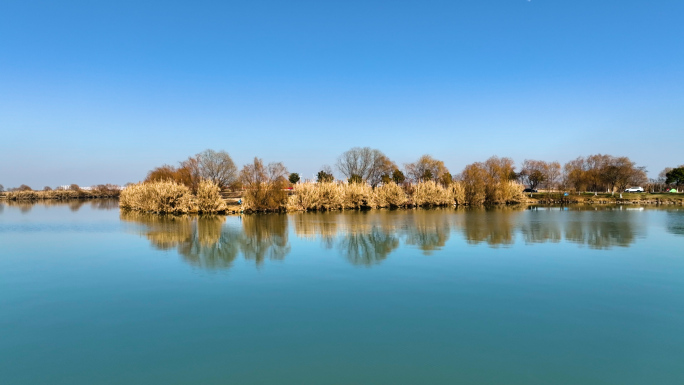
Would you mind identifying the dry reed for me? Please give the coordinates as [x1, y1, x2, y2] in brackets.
[411, 181, 453, 207]
[286, 182, 322, 211]
[120, 180, 231, 214]
[373, 182, 408, 208]
[120, 181, 196, 214]
[195, 179, 228, 213]
[342, 183, 375, 209]
[450, 182, 466, 206]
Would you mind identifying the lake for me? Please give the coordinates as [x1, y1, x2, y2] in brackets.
[1, 201, 683, 384]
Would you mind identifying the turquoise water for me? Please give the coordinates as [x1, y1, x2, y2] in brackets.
[1, 201, 683, 384]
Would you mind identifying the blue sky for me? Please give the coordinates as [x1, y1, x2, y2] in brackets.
[1, 0, 682, 187]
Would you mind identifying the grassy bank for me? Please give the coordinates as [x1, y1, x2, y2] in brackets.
[524, 192, 684, 205]
[4, 188, 121, 200]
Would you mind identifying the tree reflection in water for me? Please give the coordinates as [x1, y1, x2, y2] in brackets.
[293, 210, 452, 261]
[666, 210, 684, 237]
[338, 228, 399, 266]
[121, 211, 290, 270]
[292, 212, 338, 249]
[240, 214, 290, 265]
[90, 199, 120, 210]
[5, 201, 34, 214]
[563, 209, 640, 249]
[335, 212, 400, 265]
[122, 206, 654, 270]
[519, 218, 562, 245]
[177, 216, 241, 270]
[403, 210, 452, 255]
[3, 199, 119, 214]
[459, 207, 520, 247]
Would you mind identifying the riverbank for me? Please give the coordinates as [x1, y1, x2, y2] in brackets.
[2, 189, 121, 200]
[523, 192, 684, 206]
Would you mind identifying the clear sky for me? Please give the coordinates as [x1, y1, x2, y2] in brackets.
[1, 0, 682, 188]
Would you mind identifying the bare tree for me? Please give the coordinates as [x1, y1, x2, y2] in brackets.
[520, 160, 547, 190]
[520, 160, 561, 191]
[240, 157, 288, 185]
[563, 154, 647, 193]
[240, 157, 289, 211]
[405, 155, 449, 183]
[626, 166, 648, 190]
[546, 162, 561, 191]
[368, 153, 397, 187]
[659, 167, 673, 182]
[145, 164, 178, 183]
[483, 156, 515, 183]
[336, 147, 396, 187]
[196, 149, 237, 189]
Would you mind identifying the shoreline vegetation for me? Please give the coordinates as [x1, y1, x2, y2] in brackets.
[114, 148, 680, 214]
[2, 185, 121, 201]
[116, 180, 683, 215]
[3, 148, 682, 213]
[119, 179, 525, 214]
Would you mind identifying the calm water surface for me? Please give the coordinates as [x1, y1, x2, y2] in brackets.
[1, 201, 683, 384]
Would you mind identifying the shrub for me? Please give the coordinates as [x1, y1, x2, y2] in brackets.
[92, 184, 121, 198]
[240, 158, 289, 212]
[5, 190, 38, 200]
[242, 183, 288, 212]
[317, 170, 335, 183]
[347, 174, 363, 184]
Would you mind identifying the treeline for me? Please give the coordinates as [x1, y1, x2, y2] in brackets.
[130, 148, 529, 213]
[122, 147, 682, 214]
